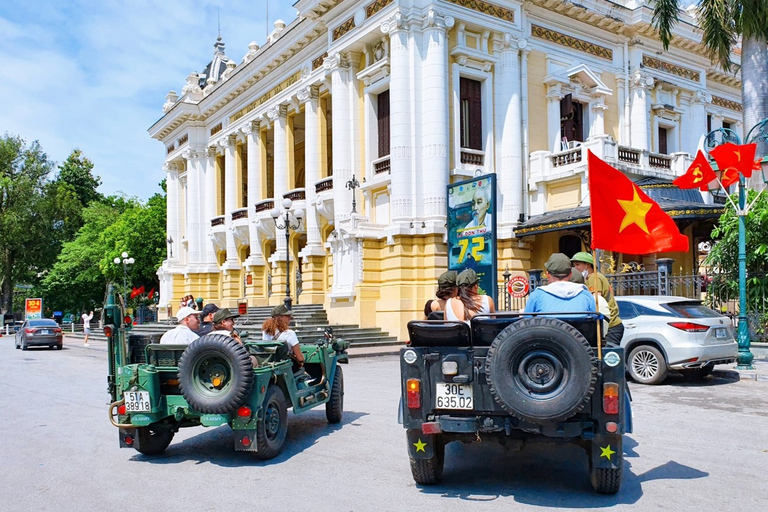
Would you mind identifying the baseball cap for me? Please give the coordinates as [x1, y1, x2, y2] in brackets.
[570, 251, 594, 265]
[201, 304, 219, 317]
[176, 306, 202, 322]
[545, 253, 573, 276]
[271, 304, 293, 317]
[212, 308, 240, 323]
[437, 270, 458, 288]
[456, 268, 479, 287]
[569, 267, 585, 284]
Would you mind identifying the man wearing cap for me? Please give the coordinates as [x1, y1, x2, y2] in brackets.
[262, 305, 305, 367]
[159, 306, 202, 345]
[196, 303, 220, 336]
[524, 253, 597, 314]
[210, 308, 243, 344]
[571, 252, 624, 346]
[424, 270, 458, 319]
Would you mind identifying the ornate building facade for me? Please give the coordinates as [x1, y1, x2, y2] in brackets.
[150, 0, 742, 339]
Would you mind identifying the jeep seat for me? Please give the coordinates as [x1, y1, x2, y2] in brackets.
[407, 321, 470, 347]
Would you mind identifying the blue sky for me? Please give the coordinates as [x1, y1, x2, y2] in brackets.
[0, 0, 297, 201]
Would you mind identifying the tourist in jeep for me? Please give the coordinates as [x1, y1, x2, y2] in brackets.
[445, 268, 496, 324]
[262, 305, 305, 367]
[196, 303, 219, 336]
[159, 307, 202, 345]
[524, 253, 597, 314]
[210, 308, 243, 344]
[570, 251, 624, 346]
[423, 270, 458, 319]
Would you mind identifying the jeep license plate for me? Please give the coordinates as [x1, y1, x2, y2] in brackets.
[124, 391, 151, 412]
[435, 383, 473, 410]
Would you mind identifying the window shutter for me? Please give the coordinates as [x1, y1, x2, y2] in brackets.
[560, 94, 575, 142]
[378, 90, 390, 158]
[460, 77, 483, 150]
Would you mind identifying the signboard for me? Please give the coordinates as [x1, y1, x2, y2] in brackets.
[25, 298, 43, 320]
[507, 276, 529, 298]
[447, 174, 497, 304]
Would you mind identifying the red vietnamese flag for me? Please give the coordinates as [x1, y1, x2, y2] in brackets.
[710, 143, 756, 187]
[588, 151, 689, 254]
[673, 150, 717, 191]
[148, 287, 155, 299]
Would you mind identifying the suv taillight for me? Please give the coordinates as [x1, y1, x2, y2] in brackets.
[603, 382, 619, 415]
[406, 379, 421, 409]
[668, 321, 709, 332]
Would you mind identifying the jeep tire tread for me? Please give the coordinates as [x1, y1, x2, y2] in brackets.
[485, 317, 598, 424]
[326, 365, 344, 423]
[590, 454, 623, 494]
[178, 333, 255, 414]
[256, 384, 288, 460]
[628, 344, 668, 385]
[135, 426, 175, 455]
[408, 434, 444, 485]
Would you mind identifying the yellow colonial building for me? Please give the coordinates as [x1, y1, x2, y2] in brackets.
[150, 0, 742, 340]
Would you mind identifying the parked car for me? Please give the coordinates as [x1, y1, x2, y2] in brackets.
[616, 296, 737, 384]
[14, 319, 63, 350]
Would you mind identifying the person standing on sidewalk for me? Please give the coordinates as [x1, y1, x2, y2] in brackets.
[81, 310, 93, 347]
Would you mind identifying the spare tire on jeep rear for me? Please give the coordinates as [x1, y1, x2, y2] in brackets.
[178, 333, 254, 414]
[485, 317, 598, 424]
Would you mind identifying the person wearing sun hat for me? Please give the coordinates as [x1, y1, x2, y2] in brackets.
[524, 253, 596, 314]
[159, 306, 202, 345]
[570, 251, 623, 346]
[445, 268, 496, 324]
[423, 270, 458, 319]
[261, 305, 305, 366]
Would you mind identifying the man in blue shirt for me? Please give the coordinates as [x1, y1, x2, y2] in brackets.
[525, 253, 596, 314]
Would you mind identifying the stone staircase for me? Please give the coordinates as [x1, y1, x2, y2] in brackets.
[66, 304, 401, 349]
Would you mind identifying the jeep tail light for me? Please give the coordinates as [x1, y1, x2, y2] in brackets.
[668, 321, 709, 332]
[406, 379, 421, 409]
[241, 436, 251, 447]
[603, 382, 619, 415]
[237, 406, 252, 418]
[422, 422, 442, 434]
[118, 404, 126, 415]
[124, 435, 134, 446]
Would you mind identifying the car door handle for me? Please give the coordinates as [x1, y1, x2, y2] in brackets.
[625, 323, 637, 329]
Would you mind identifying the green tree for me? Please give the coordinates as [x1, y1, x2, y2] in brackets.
[56, 149, 102, 208]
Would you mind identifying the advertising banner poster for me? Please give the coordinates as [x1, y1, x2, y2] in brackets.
[25, 298, 43, 320]
[447, 174, 497, 304]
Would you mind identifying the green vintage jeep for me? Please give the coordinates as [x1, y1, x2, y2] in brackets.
[399, 312, 632, 494]
[103, 287, 348, 459]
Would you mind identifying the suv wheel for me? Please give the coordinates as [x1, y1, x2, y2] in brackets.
[628, 345, 668, 385]
[407, 431, 444, 485]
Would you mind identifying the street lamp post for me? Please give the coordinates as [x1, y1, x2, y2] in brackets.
[113, 251, 135, 314]
[346, 174, 360, 214]
[705, 118, 768, 370]
[270, 198, 303, 310]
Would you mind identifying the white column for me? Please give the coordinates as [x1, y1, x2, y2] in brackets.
[164, 162, 180, 262]
[268, 105, 289, 257]
[494, 34, 523, 226]
[299, 85, 323, 250]
[589, 99, 607, 138]
[221, 135, 239, 267]
[421, 10, 453, 220]
[324, 53, 354, 224]
[203, 147, 218, 265]
[685, 90, 708, 154]
[244, 120, 265, 266]
[629, 70, 652, 150]
[546, 83, 563, 152]
[183, 149, 200, 265]
[382, 14, 412, 222]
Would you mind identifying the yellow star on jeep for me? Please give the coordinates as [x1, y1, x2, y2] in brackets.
[413, 439, 427, 452]
[600, 444, 616, 460]
[617, 187, 652, 234]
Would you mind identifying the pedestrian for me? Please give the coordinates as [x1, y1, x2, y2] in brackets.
[188, 295, 196, 310]
[196, 303, 219, 336]
[424, 270, 458, 319]
[524, 253, 597, 314]
[570, 252, 624, 346]
[81, 310, 93, 347]
[445, 268, 496, 324]
[159, 307, 202, 345]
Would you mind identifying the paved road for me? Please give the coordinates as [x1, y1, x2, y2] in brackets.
[1, 339, 767, 511]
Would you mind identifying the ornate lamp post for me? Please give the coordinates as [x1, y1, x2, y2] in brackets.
[270, 198, 303, 310]
[166, 236, 174, 258]
[113, 251, 135, 311]
[346, 174, 360, 214]
[704, 118, 768, 369]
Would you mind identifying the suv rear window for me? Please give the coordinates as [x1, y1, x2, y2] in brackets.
[662, 302, 720, 318]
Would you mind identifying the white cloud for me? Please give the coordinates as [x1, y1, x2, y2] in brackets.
[0, 0, 298, 200]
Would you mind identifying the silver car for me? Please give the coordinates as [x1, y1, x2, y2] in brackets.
[14, 319, 63, 350]
[616, 296, 738, 384]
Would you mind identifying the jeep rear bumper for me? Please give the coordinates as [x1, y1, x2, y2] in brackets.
[416, 414, 596, 439]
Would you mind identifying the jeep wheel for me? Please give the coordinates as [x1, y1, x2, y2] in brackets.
[589, 450, 623, 494]
[135, 426, 175, 455]
[628, 345, 668, 385]
[178, 334, 254, 414]
[408, 432, 444, 485]
[256, 385, 288, 460]
[485, 317, 598, 424]
[326, 365, 344, 424]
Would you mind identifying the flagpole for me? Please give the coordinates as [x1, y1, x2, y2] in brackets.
[591, 248, 602, 361]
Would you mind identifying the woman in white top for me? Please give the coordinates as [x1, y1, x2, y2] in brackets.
[261, 304, 305, 367]
[445, 268, 496, 324]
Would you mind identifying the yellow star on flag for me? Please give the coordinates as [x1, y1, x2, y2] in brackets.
[617, 187, 652, 234]
[413, 439, 427, 453]
[600, 444, 616, 460]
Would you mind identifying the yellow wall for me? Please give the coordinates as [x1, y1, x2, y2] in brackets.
[546, 178, 581, 210]
[527, 50, 548, 152]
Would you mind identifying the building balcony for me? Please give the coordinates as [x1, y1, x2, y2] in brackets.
[372, 155, 391, 176]
[314, 177, 334, 221]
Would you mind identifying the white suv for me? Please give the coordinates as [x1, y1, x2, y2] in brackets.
[616, 296, 738, 384]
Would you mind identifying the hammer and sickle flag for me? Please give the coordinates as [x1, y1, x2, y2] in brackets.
[588, 151, 689, 254]
[710, 143, 757, 188]
[673, 150, 717, 191]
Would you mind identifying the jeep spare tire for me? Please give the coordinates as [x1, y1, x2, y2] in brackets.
[485, 317, 598, 424]
[178, 333, 254, 414]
